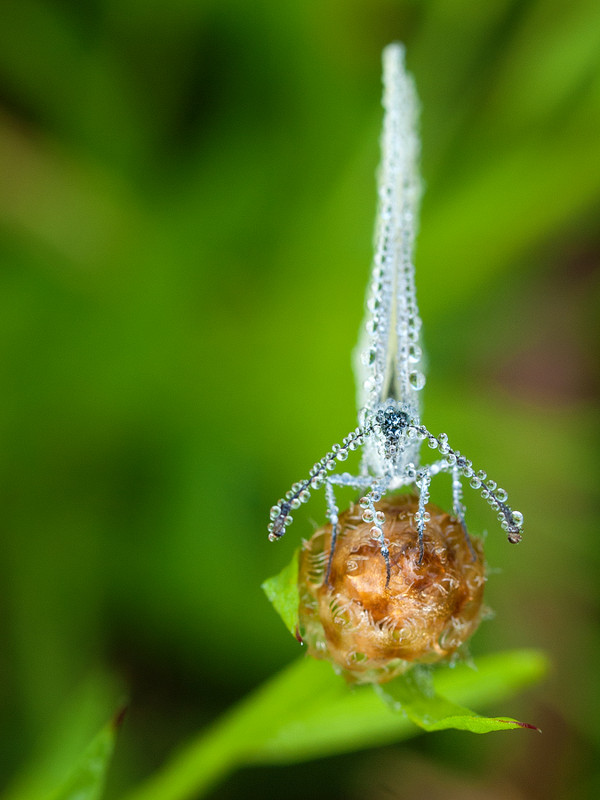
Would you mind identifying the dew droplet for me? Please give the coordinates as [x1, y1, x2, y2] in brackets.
[409, 371, 426, 390]
[408, 344, 422, 363]
[363, 377, 376, 392]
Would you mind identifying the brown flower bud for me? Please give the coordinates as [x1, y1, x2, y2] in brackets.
[298, 496, 486, 684]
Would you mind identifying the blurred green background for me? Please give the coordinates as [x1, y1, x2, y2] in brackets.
[0, 0, 599, 797]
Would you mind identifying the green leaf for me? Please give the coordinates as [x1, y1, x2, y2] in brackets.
[375, 666, 538, 734]
[50, 708, 125, 800]
[261, 548, 301, 638]
[3, 673, 123, 800]
[123, 649, 547, 800]
[253, 651, 545, 764]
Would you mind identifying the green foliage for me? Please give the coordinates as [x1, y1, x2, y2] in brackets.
[3, 674, 123, 800]
[0, 1, 598, 798]
[49, 711, 124, 800]
[124, 651, 546, 800]
[261, 548, 301, 638]
[375, 667, 538, 734]
[263, 554, 543, 737]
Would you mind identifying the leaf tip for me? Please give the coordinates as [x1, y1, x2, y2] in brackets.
[495, 717, 541, 733]
[515, 720, 542, 733]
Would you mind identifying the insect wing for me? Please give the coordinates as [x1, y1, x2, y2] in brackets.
[354, 44, 425, 420]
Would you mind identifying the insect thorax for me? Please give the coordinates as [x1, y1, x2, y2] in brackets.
[359, 399, 421, 478]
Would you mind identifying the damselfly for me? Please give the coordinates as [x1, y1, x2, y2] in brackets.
[268, 44, 523, 587]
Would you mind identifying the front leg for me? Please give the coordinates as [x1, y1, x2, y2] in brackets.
[399, 458, 449, 490]
[359, 477, 392, 587]
[414, 467, 432, 563]
[268, 424, 376, 541]
[328, 472, 376, 491]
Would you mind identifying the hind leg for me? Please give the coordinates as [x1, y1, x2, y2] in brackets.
[452, 465, 477, 559]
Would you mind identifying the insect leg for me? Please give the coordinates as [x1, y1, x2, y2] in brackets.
[415, 467, 432, 563]
[328, 472, 375, 490]
[452, 464, 477, 560]
[424, 458, 451, 478]
[324, 479, 340, 586]
[407, 423, 524, 543]
[326, 472, 385, 584]
[268, 424, 375, 541]
[359, 477, 392, 587]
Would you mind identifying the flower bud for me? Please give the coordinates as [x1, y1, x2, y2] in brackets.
[298, 496, 486, 684]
